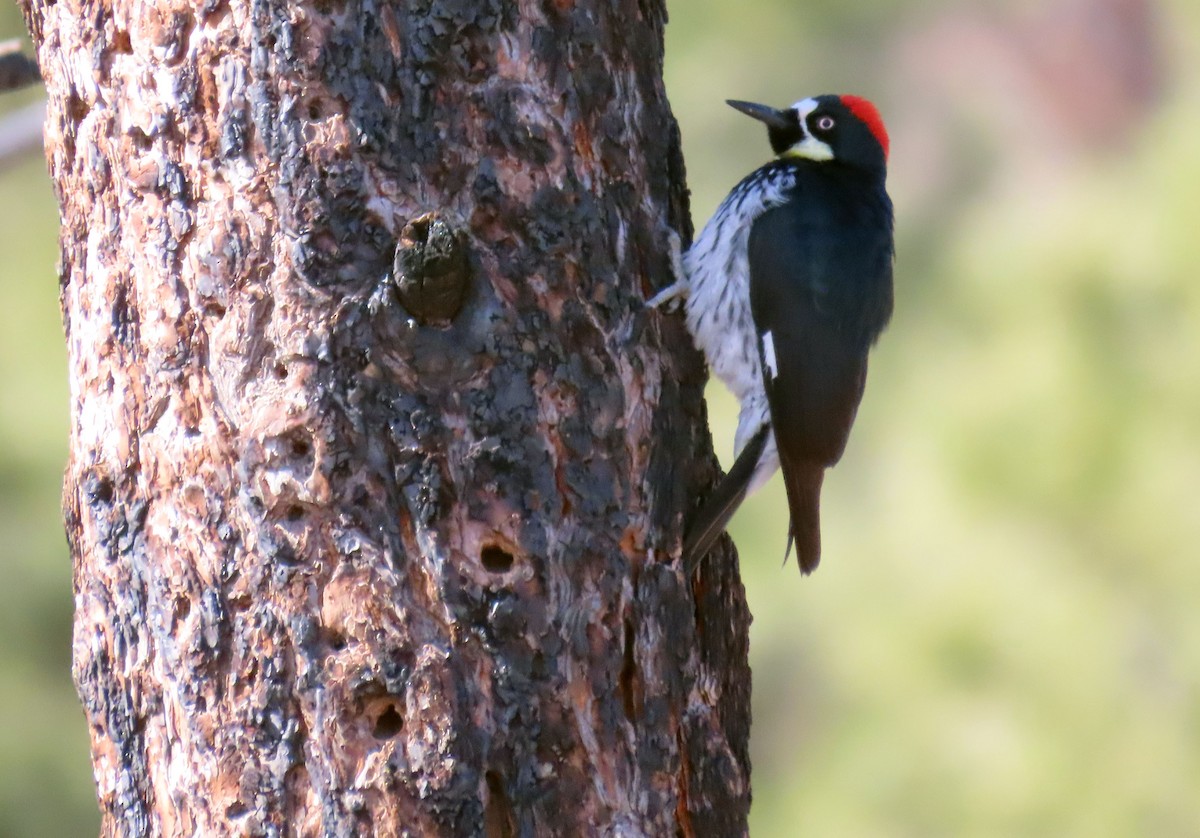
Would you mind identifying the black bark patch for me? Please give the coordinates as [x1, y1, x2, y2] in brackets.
[287, 159, 395, 291]
[479, 86, 556, 166]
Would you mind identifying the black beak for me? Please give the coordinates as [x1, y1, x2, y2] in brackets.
[726, 100, 794, 132]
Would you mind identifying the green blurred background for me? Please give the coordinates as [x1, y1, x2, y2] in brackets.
[3, 0, 1199, 834]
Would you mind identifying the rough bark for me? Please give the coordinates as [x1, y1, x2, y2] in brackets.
[25, 0, 752, 834]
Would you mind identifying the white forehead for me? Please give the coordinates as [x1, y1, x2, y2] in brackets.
[792, 98, 820, 118]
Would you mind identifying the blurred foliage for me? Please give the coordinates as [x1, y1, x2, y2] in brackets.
[2, 0, 1199, 834]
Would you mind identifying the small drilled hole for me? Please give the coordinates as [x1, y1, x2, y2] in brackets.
[286, 504, 305, 521]
[273, 362, 288, 379]
[373, 703, 404, 738]
[66, 93, 89, 122]
[91, 477, 114, 504]
[130, 127, 153, 149]
[290, 438, 311, 458]
[110, 29, 132, 54]
[480, 544, 514, 573]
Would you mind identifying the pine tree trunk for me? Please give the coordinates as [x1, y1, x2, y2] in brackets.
[24, 0, 752, 834]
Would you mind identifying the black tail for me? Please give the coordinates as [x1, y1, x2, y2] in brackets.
[681, 426, 771, 575]
[781, 460, 825, 574]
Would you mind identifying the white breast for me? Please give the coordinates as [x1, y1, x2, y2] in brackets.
[682, 167, 795, 403]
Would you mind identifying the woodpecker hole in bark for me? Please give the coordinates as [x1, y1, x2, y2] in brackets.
[392, 213, 470, 325]
[325, 629, 347, 652]
[480, 544, 515, 573]
[87, 474, 114, 505]
[370, 698, 405, 739]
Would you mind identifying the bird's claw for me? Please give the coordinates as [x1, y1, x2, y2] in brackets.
[646, 281, 687, 311]
[645, 228, 688, 311]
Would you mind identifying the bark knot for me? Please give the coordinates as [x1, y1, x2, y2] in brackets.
[392, 213, 470, 326]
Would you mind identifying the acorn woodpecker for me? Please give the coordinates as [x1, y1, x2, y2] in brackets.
[651, 94, 894, 575]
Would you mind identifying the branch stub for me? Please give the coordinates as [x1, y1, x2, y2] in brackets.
[392, 213, 470, 326]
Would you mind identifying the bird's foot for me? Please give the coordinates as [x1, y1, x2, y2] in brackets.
[646, 229, 687, 311]
[646, 281, 687, 310]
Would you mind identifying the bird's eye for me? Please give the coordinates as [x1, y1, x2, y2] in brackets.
[815, 115, 836, 132]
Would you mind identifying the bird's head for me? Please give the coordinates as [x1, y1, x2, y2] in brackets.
[727, 94, 889, 171]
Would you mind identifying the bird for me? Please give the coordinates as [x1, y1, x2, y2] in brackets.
[649, 94, 894, 575]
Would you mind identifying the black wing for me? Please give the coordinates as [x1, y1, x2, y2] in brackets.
[747, 198, 890, 573]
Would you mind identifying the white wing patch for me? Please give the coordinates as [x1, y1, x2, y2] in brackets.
[761, 331, 779, 380]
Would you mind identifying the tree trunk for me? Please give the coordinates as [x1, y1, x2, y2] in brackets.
[24, 0, 752, 834]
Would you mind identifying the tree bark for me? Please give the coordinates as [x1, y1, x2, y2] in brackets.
[24, 0, 752, 834]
